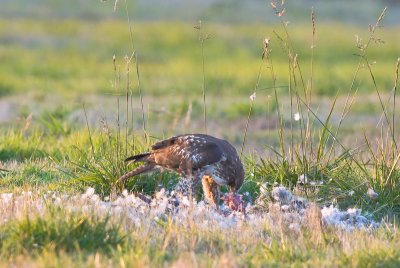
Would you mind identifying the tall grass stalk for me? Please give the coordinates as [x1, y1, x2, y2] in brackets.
[125, 55, 130, 157]
[366, 57, 398, 153]
[135, 53, 148, 145]
[271, 1, 311, 163]
[266, 32, 286, 159]
[329, 7, 389, 155]
[393, 58, 400, 151]
[240, 38, 268, 158]
[309, 7, 315, 101]
[83, 104, 95, 156]
[123, 0, 147, 145]
[307, 7, 316, 156]
[329, 7, 394, 162]
[113, 55, 122, 166]
[195, 21, 209, 134]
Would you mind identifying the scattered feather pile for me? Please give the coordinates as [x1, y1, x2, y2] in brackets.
[0, 186, 380, 232]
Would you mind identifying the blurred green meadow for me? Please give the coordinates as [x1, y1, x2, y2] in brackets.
[1, 7, 400, 148]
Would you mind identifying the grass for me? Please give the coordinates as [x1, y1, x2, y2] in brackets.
[0, 189, 398, 267]
[0, 19, 399, 98]
[0, 208, 127, 256]
[1, 1, 400, 267]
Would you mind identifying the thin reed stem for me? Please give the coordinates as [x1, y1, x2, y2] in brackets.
[364, 56, 398, 151]
[125, 56, 130, 157]
[240, 63, 263, 158]
[392, 58, 400, 156]
[195, 21, 208, 134]
[303, 97, 370, 181]
[326, 7, 388, 160]
[310, 7, 315, 102]
[123, 0, 147, 147]
[201, 40, 207, 134]
[124, 0, 136, 51]
[288, 57, 294, 162]
[308, 7, 316, 156]
[113, 55, 121, 161]
[83, 104, 95, 156]
[135, 53, 148, 144]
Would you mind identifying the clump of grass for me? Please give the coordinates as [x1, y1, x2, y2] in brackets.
[57, 122, 179, 196]
[0, 207, 127, 257]
[60, 127, 138, 195]
[241, 4, 400, 219]
[57, 13, 157, 195]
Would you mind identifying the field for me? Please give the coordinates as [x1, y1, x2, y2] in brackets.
[1, 0, 400, 267]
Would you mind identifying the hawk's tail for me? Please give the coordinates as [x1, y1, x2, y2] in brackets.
[118, 163, 155, 183]
[125, 152, 151, 163]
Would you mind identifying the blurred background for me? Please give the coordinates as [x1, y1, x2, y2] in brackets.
[1, 0, 399, 24]
[0, 0, 399, 153]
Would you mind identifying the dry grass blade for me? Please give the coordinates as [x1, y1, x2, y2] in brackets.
[364, 56, 398, 152]
[83, 104, 95, 156]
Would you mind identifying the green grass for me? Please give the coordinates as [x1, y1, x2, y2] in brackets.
[0, 208, 127, 257]
[0, 130, 47, 161]
[0, 19, 399, 99]
[0, 190, 399, 267]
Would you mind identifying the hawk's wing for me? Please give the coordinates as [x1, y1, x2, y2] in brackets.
[152, 135, 224, 173]
[151, 136, 179, 150]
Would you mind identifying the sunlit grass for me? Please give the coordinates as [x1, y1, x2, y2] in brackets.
[0, 189, 398, 267]
[0, 19, 399, 98]
[0, 209, 127, 257]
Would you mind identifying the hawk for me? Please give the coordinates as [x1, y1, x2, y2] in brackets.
[119, 134, 244, 208]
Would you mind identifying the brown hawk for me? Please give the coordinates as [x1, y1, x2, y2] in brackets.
[119, 134, 244, 208]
